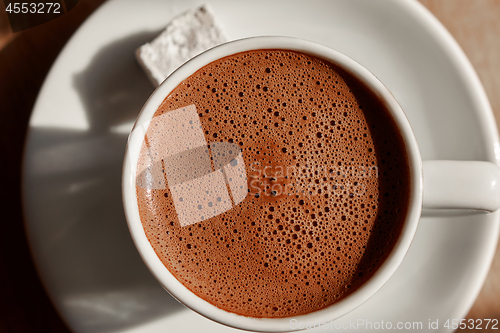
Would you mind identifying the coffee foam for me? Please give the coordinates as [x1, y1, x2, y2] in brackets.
[136, 50, 409, 317]
[136, 105, 248, 226]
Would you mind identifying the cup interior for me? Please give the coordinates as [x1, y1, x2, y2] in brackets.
[122, 36, 423, 332]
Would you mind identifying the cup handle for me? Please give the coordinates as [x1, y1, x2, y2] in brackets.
[423, 160, 500, 211]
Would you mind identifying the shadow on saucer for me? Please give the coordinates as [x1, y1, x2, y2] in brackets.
[24, 31, 188, 332]
[420, 208, 491, 218]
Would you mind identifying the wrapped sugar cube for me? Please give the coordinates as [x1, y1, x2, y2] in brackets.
[136, 4, 227, 86]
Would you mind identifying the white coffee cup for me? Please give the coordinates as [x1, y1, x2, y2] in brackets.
[122, 36, 500, 332]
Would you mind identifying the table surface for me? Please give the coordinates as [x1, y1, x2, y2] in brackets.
[0, 0, 499, 332]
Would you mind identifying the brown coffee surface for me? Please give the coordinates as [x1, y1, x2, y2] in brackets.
[136, 50, 410, 318]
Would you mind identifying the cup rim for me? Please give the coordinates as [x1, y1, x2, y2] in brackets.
[122, 36, 423, 332]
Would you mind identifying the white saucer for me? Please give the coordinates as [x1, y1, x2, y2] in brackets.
[22, 0, 500, 332]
